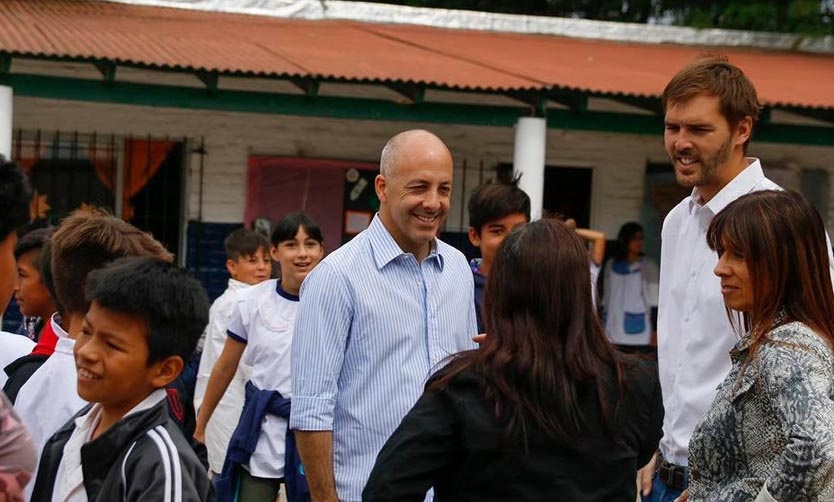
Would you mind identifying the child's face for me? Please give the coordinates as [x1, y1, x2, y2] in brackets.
[15, 249, 55, 318]
[271, 226, 324, 294]
[227, 247, 272, 285]
[469, 212, 528, 272]
[628, 232, 645, 256]
[74, 301, 173, 418]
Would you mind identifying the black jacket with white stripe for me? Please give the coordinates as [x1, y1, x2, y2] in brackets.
[31, 396, 215, 501]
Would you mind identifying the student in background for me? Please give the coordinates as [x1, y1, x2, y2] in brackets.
[31, 257, 213, 501]
[3, 239, 66, 401]
[13, 227, 57, 345]
[194, 227, 272, 477]
[467, 175, 530, 333]
[196, 213, 323, 502]
[601, 222, 659, 354]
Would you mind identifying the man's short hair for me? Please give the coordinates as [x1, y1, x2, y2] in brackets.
[50, 209, 174, 316]
[0, 158, 32, 241]
[224, 228, 269, 261]
[85, 257, 209, 365]
[662, 55, 760, 130]
[468, 174, 531, 233]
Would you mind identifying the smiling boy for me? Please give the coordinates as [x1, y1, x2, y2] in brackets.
[193, 228, 271, 475]
[467, 176, 530, 333]
[31, 257, 213, 501]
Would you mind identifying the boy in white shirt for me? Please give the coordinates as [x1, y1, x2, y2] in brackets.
[194, 228, 271, 475]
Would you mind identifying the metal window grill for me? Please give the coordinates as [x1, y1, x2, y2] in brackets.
[10, 129, 195, 257]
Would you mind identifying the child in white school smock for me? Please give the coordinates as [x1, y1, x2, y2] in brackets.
[195, 213, 324, 502]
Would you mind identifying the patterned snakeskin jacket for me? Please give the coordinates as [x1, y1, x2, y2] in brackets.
[688, 322, 834, 502]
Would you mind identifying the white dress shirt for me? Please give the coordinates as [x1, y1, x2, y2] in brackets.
[193, 278, 252, 474]
[657, 159, 784, 466]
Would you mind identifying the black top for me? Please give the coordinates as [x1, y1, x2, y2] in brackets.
[363, 358, 663, 502]
[32, 395, 214, 501]
[3, 353, 48, 403]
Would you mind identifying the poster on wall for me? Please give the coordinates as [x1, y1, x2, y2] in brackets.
[246, 158, 378, 251]
[342, 168, 379, 244]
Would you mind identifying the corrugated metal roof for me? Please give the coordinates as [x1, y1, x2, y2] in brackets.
[1, 0, 833, 109]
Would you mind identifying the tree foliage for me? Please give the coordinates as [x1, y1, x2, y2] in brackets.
[359, 0, 834, 34]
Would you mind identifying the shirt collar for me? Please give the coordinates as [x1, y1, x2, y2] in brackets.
[275, 280, 300, 302]
[51, 312, 69, 339]
[228, 278, 249, 290]
[368, 214, 444, 270]
[76, 388, 167, 430]
[688, 158, 765, 215]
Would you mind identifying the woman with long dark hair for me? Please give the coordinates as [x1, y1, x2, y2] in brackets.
[685, 190, 834, 501]
[363, 219, 664, 501]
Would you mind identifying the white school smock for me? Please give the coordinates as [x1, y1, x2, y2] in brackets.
[603, 257, 658, 346]
[226, 279, 297, 479]
[194, 278, 252, 474]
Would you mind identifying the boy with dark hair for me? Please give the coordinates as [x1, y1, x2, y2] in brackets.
[194, 227, 271, 475]
[13, 227, 57, 342]
[3, 229, 61, 402]
[32, 257, 213, 501]
[467, 176, 530, 332]
[12, 209, 177, 497]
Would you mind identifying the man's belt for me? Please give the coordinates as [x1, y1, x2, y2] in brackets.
[657, 456, 689, 491]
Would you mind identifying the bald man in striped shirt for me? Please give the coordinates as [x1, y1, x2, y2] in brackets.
[291, 130, 478, 502]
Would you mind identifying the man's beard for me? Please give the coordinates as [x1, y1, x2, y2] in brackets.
[673, 137, 733, 188]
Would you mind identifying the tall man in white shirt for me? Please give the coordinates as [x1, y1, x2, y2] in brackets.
[641, 56, 785, 501]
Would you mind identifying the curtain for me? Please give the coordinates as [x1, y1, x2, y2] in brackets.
[90, 139, 175, 219]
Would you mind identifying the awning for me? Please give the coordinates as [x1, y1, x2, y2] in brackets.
[1, 0, 833, 111]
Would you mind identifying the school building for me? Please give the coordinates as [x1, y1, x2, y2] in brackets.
[1, 0, 833, 298]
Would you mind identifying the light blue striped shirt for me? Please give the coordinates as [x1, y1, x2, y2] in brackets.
[290, 214, 477, 502]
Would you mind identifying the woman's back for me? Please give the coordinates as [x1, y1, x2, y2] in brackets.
[363, 355, 663, 502]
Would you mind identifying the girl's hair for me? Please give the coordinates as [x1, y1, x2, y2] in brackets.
[431, 219, 627, 445]
[270, 212, 324, 245]
[615, 221, 644, 261]
[707, 190, 834, 359]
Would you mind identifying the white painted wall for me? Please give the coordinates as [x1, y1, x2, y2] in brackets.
[12, 95, 834, 240]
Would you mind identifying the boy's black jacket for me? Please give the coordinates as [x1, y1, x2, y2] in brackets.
[32, 396, 215, 501]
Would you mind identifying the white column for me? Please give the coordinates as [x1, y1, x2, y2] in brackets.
[513, 116, 546, 220]
[0, 86, 12, 159]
